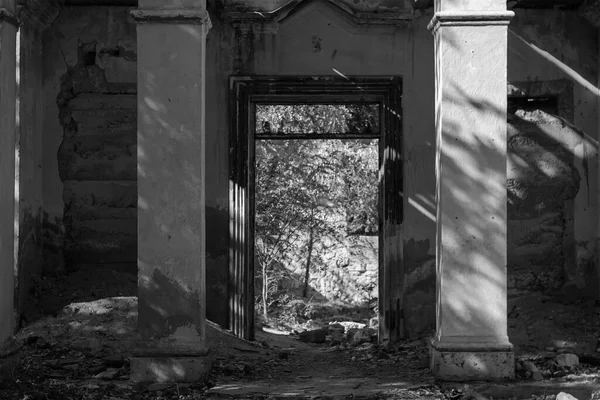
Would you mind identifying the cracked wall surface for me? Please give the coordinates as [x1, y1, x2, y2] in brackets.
[507, 107, 581, 292]
[509, 10, 600, 300]
[42, 6, 137, 272]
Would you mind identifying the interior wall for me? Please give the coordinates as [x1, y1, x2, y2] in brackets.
[508, 10, 599, 299]
[41, 6, 137, 273]
[34, 2, 599, 336]
[205, 3, 599, 335]
[206, 2, 438, 330]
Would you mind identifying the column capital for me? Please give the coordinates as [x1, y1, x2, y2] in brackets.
[131, 8, 212, 31]
[428, 10, 514, 33]
[0, 7, 19, 28]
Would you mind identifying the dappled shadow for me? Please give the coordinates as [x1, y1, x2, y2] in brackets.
[135, 19, 209, 355]
[433, 62, 599, 349]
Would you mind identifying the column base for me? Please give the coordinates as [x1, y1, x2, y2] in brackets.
[430, 340, 514, 381]
[131, 355, 212, 383]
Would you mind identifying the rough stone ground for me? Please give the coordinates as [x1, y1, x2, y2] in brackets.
[0, 267, 599, 400]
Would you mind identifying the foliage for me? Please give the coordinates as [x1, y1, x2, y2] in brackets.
[254, 103, 379, 320]
[256, 104, 379, 135]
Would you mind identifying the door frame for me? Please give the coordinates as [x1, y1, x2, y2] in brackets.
[229, 76, 404, 342]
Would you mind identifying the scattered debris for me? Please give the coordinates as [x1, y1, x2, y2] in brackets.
[523, 361, 544, 381]
[94, 368, 120, 380]
[556, 354, 580, 368]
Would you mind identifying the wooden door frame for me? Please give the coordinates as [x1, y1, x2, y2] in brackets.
[229, 76, 404, 342]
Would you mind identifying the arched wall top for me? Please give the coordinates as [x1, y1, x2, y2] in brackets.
[222, 0, 414, 28]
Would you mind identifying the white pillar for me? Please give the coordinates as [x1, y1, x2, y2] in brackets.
[130, 0, 211, 383]
[428, 0, 515, 380]
[0, 0, 18, 345]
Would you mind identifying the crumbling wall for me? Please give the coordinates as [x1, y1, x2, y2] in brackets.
[507, 107, 581, 292]
[509, 10, 600, 299]
[42, 7, 137, 273]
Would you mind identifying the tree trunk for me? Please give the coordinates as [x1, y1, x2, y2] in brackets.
[303, 226, 315, 298]
[262, 261, 268, 320]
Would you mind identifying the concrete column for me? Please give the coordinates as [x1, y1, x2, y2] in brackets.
[14, 0, 59, 327]
[130, 0, 212, 383]
[428, 0, 515, 381]
[0, 0, 18, 345]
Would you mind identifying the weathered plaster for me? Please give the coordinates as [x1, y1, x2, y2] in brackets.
[508, 10, 600, 297]
[430, 348, 515, 381]
[507, 109, 582, 291]
[42, 6, 136, 271]
[132, 0, 210, 382]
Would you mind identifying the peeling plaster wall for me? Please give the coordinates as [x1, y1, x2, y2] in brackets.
[42, 6, 137, 272]
[508, 10, 599, 299]
[507, 105, 581, 292]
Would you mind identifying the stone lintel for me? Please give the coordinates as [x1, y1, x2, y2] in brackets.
[428, 10, 514, 32]
[430, 344, 515, 381]
[130, 356, 212, 383]
[131, 8, 212, 30]
[0, 7, 19, 28]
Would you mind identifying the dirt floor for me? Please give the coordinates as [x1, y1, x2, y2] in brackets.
[0, 267, 599, 400]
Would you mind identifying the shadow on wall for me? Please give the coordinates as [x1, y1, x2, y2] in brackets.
[508, 22, 600, 299]
[507, 107, 581, 293]
[404, 19, 600, 338]
[436, 74, 599, 338]
[56, 40, 137, 273]
[136, 22, 207, 344]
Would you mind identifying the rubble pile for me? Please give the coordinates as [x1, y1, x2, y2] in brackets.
[517, 350, 600, 383]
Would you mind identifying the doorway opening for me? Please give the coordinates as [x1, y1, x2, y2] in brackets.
[229, 77, 403, 345]
[254, 103, 380, 340]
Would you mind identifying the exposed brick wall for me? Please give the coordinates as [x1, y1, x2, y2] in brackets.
[56, 45, 137, 270]
[507, 106, 581, 292]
